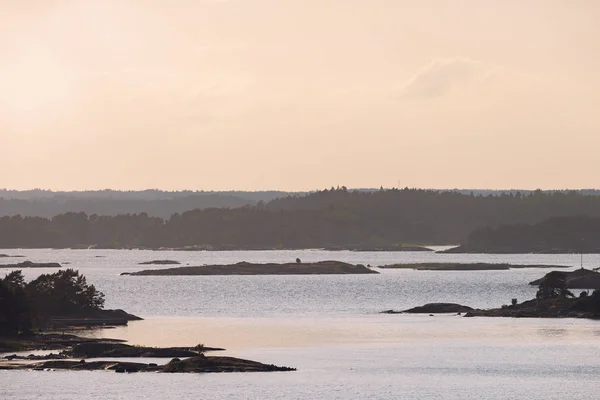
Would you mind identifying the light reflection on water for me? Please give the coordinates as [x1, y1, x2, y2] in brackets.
[2, 249, 600, 399]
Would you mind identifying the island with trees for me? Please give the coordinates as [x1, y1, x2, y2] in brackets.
[385, 269, 600, 319]
[0, 270, 295, 373]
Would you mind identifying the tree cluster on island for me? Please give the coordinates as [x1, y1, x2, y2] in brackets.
[2, 188, 600, 249]
[0, 269, 104, 336]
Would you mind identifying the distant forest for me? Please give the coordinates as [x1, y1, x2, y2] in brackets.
[2, 188, 600, 249]
[3, 188, 600, 219]
[450, 216, 600, 253]
[0, 190, 293, 219]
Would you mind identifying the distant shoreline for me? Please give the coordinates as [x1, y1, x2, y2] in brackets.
[378, 263, 571, 271]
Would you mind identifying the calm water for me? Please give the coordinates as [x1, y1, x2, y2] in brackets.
[2, 249, 600, 399]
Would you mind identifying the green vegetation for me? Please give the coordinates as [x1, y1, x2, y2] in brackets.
[0, 269, 104, 336]
[2, 188, 600, 249]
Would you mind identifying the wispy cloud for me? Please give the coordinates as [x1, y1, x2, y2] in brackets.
[400, 58, 498, 99]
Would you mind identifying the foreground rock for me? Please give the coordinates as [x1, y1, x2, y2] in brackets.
[139, 260, 181, 265]
[0, 334, 296, 374]
[379, 263, 568, 271]
[381, 303, 474, 314]
[122, 261, 379, 276]
[0, 333, 126, 353]
[529, 269, 600, 289]
[1, 355, 296, 373]
[64, 342, 223, 358]
[0, 261, 62, 269]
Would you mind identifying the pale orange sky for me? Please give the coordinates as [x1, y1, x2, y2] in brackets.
[1, 0, 599, 191]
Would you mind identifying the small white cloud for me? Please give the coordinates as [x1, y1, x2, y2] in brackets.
[401, 58, 498, 99]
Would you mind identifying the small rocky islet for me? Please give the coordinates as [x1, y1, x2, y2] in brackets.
[0, 261, 63, 269]
[122, 260, 379, 276]
[378, 263, 568, 271]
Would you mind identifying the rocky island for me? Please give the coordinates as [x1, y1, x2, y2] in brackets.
[138, 259, 181, 265]
[381, 303, 474, 314]
[386, 269, 600, 320]
[122, 260, 379, 276]
[378, 263, 568, 271]
[0, 269, 296, 374]
[0, 261, 63, 269]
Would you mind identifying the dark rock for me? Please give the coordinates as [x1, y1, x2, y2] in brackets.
[138, 260, 181, 265]
[162, 356, 296, 373]
[123, 261, 379, 276]
[379, 263, 568, 271]
[65, 342, 217, 358]
[0, 261, 62, 268]
[463, 297, 598, 319]
[529, 268, 600, 289]
[403, 303, 474, 314]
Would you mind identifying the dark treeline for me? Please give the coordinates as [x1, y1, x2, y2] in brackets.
[0, 190, 300, 219]
[453, 216, 600, 253]
[0, 194, 254, 220]
[0, 269, 104, 335]
[3, 188, 600, 249]
[4, 188, 600, 220]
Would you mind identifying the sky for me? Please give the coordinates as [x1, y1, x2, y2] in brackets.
[1, 0, 599, 191]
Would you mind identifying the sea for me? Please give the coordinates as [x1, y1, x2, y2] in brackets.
[2, 249, 600, 399]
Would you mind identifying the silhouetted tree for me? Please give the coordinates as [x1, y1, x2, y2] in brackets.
[536, 271, 574, 300]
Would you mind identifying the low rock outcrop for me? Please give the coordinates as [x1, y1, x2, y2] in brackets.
[464, 297, 597, 319]
[0, 261, 62, 268]
[379, 263, 567, 271]
[65, 342, 222, 358]
[403, 303, 474, 313]
[122, 261, 379, 276]
[138, 260, 181, 265]
[1, 356, 296, 373]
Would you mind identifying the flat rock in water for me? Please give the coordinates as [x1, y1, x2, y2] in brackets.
[0, 261, 61, 268]
[379, 263, 568, 271]
[138, 260, 181, 265]
[403, 303, 474, 313]
[122, 261, 379, 276]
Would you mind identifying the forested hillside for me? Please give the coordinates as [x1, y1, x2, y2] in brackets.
[2, 188, 600, 249]
[447, 216, 600, 253]
[0, 190, 293, 219]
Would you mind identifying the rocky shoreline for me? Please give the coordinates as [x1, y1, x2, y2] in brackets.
[0, 334, 295, 374]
